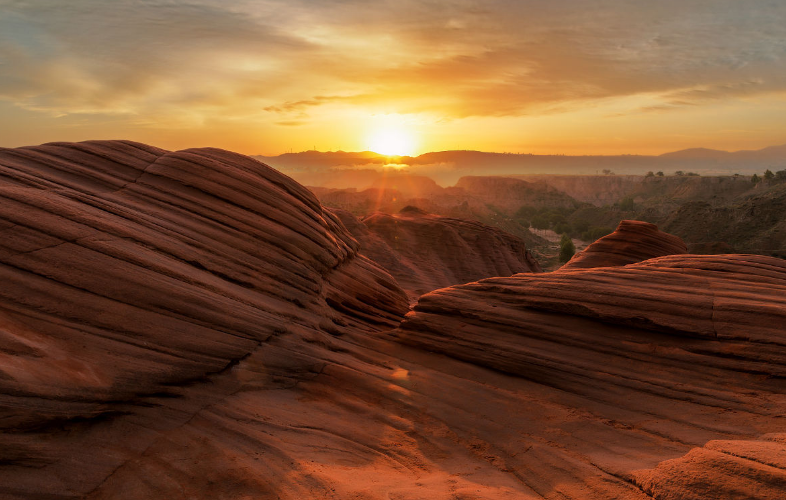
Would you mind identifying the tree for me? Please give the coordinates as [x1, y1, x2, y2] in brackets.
[645, 171, 654, 177]
[531, 215, 550, 230]
[752, 173, 761, 184]
[573, 219, 590, 234]
[675, 170, 684, 176]
[656, 171, 664, 177]
[602, 169, 614, 175]
[618, 197, 636, 211]
[776, 170, 786, 182]
[554, 222, 571, 235]
[764, 169, 774, 181]
[559, 234, 576, 263]
[582, 226, 614, 241]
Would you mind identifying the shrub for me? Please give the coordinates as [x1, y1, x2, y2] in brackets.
[515, 205, 538, 219]
[559, 234, 576, 263]
[531, 215, 550, 230]
[618, 197, 636, 211]
[553, 222, 571, 235]
[572, 220, 590, 234]
[582, 226, 614, 241]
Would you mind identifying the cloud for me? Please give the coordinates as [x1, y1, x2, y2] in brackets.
[264, 95, 351, 114]
[0, 0, 785, 124]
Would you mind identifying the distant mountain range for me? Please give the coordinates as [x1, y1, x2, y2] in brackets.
[256, 143, 786, 186]
[660, 144, 786, 161]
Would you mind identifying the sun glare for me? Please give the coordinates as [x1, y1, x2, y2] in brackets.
[367, 127, 416, 156]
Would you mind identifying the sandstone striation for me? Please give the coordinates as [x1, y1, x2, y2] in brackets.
[1, 141, 784, 500]
[395, 253, 786, 499]
[562, 219, 688, 269]
[333, 207, 541, 299]
[0, 140, 409, 498]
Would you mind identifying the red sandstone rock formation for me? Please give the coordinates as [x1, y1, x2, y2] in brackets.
[0, 140, 409, 498]
[395, 253, 786, 499]
[562, 219, 688, 269]
[332, 206, 541, 300]
[1, 141, 784, 500]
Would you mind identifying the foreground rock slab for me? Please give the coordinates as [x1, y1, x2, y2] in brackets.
[395, 254, 786, 499]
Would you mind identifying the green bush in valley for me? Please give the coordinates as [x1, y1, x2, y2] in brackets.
[559, 234, 576, 263]
[618, 197, 636, 211]
[531, 215, 550, 230]
[581, 226, 614, 242]
[553, 222, 571, 235]
[515, 205, 538, 219]
[571, 219, 590, 234]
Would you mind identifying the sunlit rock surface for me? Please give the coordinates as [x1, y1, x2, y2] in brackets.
[396, 253, 786, 499]
[562, 219, 688, 270]
[0, 141, 784, 500]
[333, 206, 541, 300]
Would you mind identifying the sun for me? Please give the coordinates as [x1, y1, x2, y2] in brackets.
[367, 127, 416, 156]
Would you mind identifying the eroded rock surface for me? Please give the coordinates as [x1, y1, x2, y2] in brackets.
[1, 141, 784, 500]
[333, 207, 541, 300]
[395, 254, 786, 499]
[0, 140, 410, 498]
[562, 219, 688, 269]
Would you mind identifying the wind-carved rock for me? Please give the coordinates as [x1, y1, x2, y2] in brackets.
[562, 219, 688, 270]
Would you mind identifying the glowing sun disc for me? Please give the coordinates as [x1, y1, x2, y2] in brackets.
[367, 127, 415, 156]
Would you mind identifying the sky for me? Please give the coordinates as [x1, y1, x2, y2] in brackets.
[1, 0, 786, 156]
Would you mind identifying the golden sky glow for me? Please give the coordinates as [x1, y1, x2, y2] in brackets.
[1, 1, 785, 155]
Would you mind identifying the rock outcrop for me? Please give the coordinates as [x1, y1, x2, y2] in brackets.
[333, 207, 541, 299]
[562, 219, 688, 269]
[395, 253, 786, 499]
[1, 141, 784, 500]
[0, 140, 409, 498]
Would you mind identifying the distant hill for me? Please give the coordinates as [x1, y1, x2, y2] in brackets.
[661, 144, 786, 163]
[256, 143, 786, 186]
[659, 147, 732, 159]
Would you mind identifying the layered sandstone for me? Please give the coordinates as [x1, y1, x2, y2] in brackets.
[0, 140, 409, 498]
[1, 141, 784, 500]
[333, 207, 541, 299]
[395, 253, 786, 499]
[562, 219, 688, 269]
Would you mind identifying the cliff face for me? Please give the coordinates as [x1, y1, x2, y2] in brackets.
[455, 175, 580, 211]
[562, 219, 688, 269]
[395, 253, 786, 499]
[512, 174, 645, 205]
[333, 207, 541, 299]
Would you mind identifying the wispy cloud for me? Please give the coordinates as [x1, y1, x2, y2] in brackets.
[0, 0, 785, 143]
